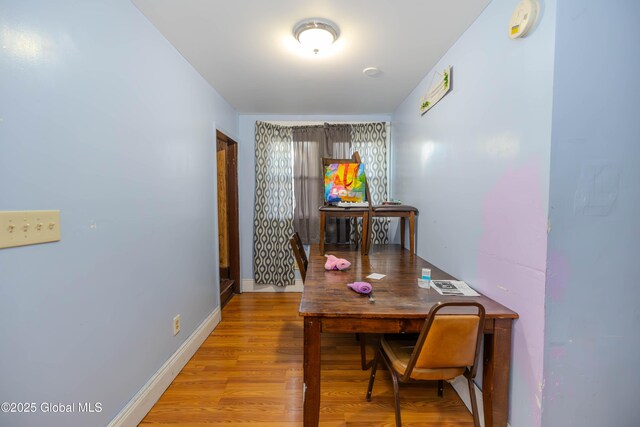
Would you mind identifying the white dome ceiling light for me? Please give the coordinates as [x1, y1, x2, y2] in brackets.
[293, 19, 339, 54]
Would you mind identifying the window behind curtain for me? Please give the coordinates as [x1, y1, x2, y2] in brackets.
[292, 125, 352, 244]
[292, 128, 324, 244]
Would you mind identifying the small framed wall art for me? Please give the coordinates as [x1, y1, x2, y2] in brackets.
[419, 66, 452, 115]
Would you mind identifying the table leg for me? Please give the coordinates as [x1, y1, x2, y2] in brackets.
[400, 217, 406, 249]
[482, 319, 513, 427]
[365, 213, 372, 255]
[303, 317, 321, 426]
[362, 213, 369, 255]
[409, 212, 415, 255]
[319, 212, 326, 255]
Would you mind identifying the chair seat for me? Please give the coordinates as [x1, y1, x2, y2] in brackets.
[367, 302, 485, 427]
[381, 336, 464, 381]
[372, 204, 418, 213]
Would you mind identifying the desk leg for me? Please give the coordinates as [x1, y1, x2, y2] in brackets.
[409, 212, 415, 255]
[483, 319, 512, 427]
[400, 217, 405, 249]
[362, 213, 369, 255]
[303, 317, 321, 426]
[319, 212, 326, 255]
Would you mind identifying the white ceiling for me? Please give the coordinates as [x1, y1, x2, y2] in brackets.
[132, 0, 491, 115]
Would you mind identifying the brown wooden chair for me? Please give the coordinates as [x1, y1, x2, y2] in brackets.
[289, 232, 308, 282]
[319, 151, 372, 255]
[366, 302, 486, 427]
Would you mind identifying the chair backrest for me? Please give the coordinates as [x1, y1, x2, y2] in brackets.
[403, 302, 485, 382]
[321, 151, 372, 207]
[289, 232, 308, 282]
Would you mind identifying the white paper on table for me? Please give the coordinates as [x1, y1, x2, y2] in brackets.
[366, 273, 386, 280]
[431, 280, 480, 296]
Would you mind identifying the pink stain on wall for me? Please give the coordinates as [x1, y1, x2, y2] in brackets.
[549, 344, 565, 360]
[477, 157, 548, 426]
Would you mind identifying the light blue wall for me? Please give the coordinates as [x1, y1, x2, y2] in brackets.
[237, 114, 390, 281]
[542, 1, 640, 425]
[0, 1, 237, 426]
[391, 1, 556, 426]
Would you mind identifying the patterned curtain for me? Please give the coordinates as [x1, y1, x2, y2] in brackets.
[253, 122, 295, 286]
[351, 122, 389, 245]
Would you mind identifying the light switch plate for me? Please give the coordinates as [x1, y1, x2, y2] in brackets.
[0, 210, 61, 249]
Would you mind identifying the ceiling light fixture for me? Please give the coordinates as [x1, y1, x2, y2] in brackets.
[363, 67, 382, 78]
[293, 19, 339, 54]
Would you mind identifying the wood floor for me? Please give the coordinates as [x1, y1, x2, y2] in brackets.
[141, 293, 474, 426]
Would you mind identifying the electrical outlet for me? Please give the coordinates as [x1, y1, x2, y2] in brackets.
[173, 314, 181, 336]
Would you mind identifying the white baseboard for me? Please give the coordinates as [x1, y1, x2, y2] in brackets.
[449, 377, 512, 427]
[241, 279, 304, 292]
[449, 376, 485, 427]
[450, 376, 514, 427]
[107, 307, 222, 427]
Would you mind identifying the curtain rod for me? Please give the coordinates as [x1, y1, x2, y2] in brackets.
[289, 123, 352, 131]
[264, 120, 389, 127]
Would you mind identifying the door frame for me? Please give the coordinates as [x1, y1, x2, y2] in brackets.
[216, 130, 240, 302]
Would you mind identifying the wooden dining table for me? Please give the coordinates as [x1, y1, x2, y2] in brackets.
[299, 244, 518, 426]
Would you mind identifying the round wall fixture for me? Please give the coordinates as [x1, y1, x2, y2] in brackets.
[293, 19, 339, 54]
[363, 67, 382, 78]
[508, 0, 539, 39]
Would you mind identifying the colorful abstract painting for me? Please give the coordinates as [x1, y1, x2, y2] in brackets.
[324, 163, 366, 203]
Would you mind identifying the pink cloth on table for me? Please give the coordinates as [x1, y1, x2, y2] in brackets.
[347, 281, 372, 295]
[324, 254, 351, 271]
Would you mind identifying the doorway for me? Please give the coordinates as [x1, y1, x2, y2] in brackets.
[216, 130, 240, 308]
